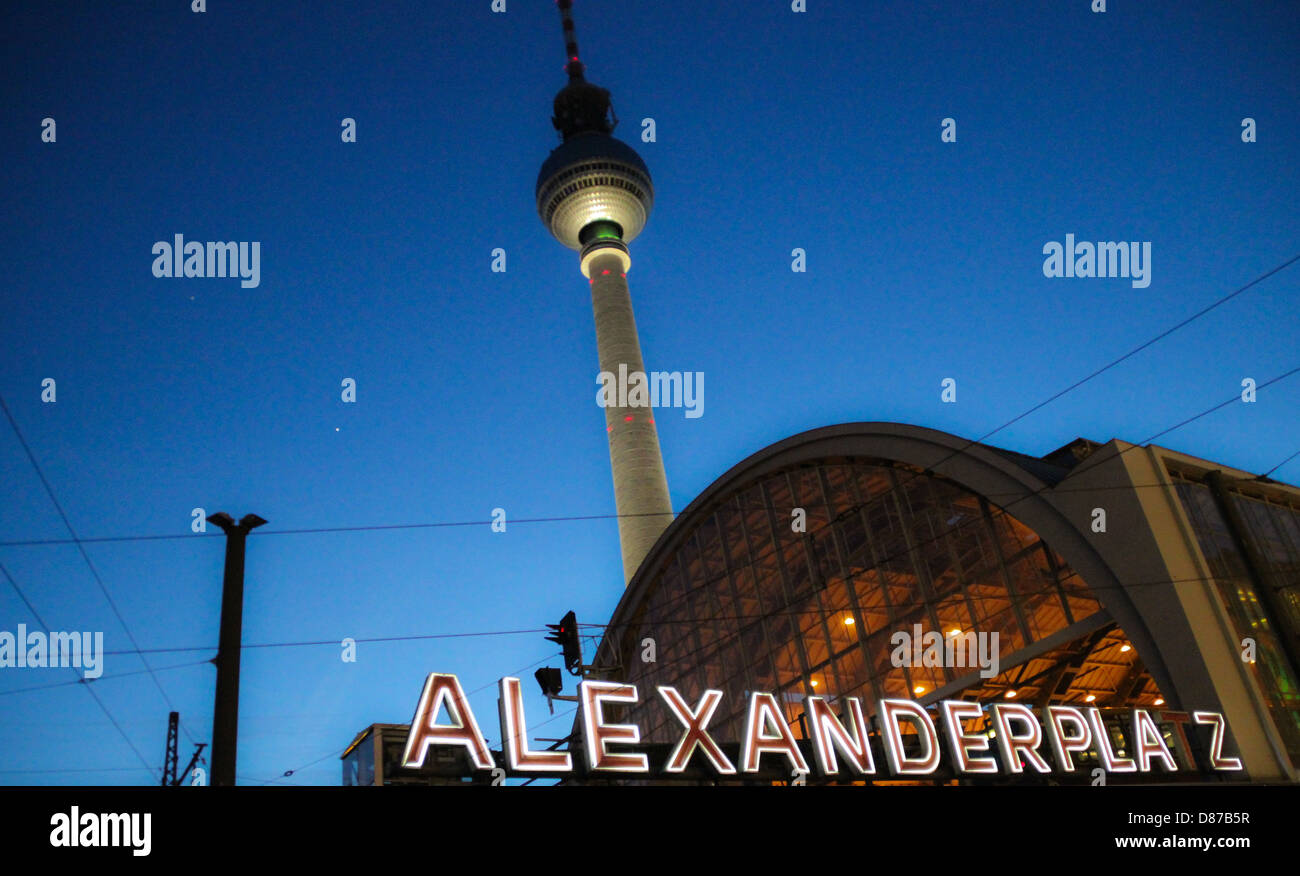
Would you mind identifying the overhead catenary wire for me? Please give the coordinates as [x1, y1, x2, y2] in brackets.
[0, 392, 199, 746]
[0, 511, 677, 549]
[0, 658, 213, 698]
[3, 477, 1298, 551]
[0, 767, 156, 775]
[0, 561, 160, 781]
[98, 628, 549, 657]
[933, 251, 1300, 469]
[1258, 448, 1300, 480]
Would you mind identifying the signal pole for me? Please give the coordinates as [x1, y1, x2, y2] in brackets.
[161, 711, 208, 786]
[162, 711, 179, 787]
[208, 511, 266, 787]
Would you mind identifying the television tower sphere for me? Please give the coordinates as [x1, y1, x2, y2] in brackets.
[536, 131, 654, 252]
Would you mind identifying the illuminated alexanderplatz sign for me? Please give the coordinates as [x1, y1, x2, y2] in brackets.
[401, 673, 1244, 780]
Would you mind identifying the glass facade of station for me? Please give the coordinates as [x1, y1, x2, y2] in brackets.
[597, 458, 1168, 768]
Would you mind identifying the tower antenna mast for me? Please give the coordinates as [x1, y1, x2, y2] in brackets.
[549, 0, 617, 138]
[536, 1, 673, 585]
[556, 0, 585, 81]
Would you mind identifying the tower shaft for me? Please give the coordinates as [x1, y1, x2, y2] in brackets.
[589, 250, 673, 584]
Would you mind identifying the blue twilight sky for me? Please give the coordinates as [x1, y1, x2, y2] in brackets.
[0, 0, 1296, 785]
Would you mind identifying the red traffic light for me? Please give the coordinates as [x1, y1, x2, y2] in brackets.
[544, 611, 583, 675]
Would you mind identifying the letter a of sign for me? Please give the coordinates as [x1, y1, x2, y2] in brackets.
[741, 692, 809, 774]
[402, 673, 494, 770]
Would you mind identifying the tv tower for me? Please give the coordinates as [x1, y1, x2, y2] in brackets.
[537, 0, 673, 585]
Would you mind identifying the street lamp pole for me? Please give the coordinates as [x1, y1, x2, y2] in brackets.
[207, 511, 266, 787]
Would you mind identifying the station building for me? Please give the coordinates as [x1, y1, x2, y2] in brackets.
[583, 422, 1300, 783]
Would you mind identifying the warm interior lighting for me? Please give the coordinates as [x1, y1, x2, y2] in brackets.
[1154, 698, 1165, 706]
[843, 617, 855, 626]
[1120, 644, 1131, 653]
[947, 629, 960, 638]
[914, 685, 926, 695]
[1085, 694, 1096, 702]
[1005, 690, 1017, 699]
[810, 679, 819, 687]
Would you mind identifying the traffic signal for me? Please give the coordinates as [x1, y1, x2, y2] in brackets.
[545, 610, 583, 675]
[534, 667, 563, 698]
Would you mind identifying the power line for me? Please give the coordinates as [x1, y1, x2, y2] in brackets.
[0, 767, 155, 775]
[1, 476, 1297, 552]
[467, 654, 557, 696]
[955, 251, 1299, 457]
[0, 511, 674, 549]
[1259, 448, 1300, 480]
[238, 773, 300, 786]
[1, 561, 160, 781]
[0, 658, 212, 698]
[1139, 368, 1300, 443]
[0, 392, 196, 747]
[100, 628, 548, 657]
